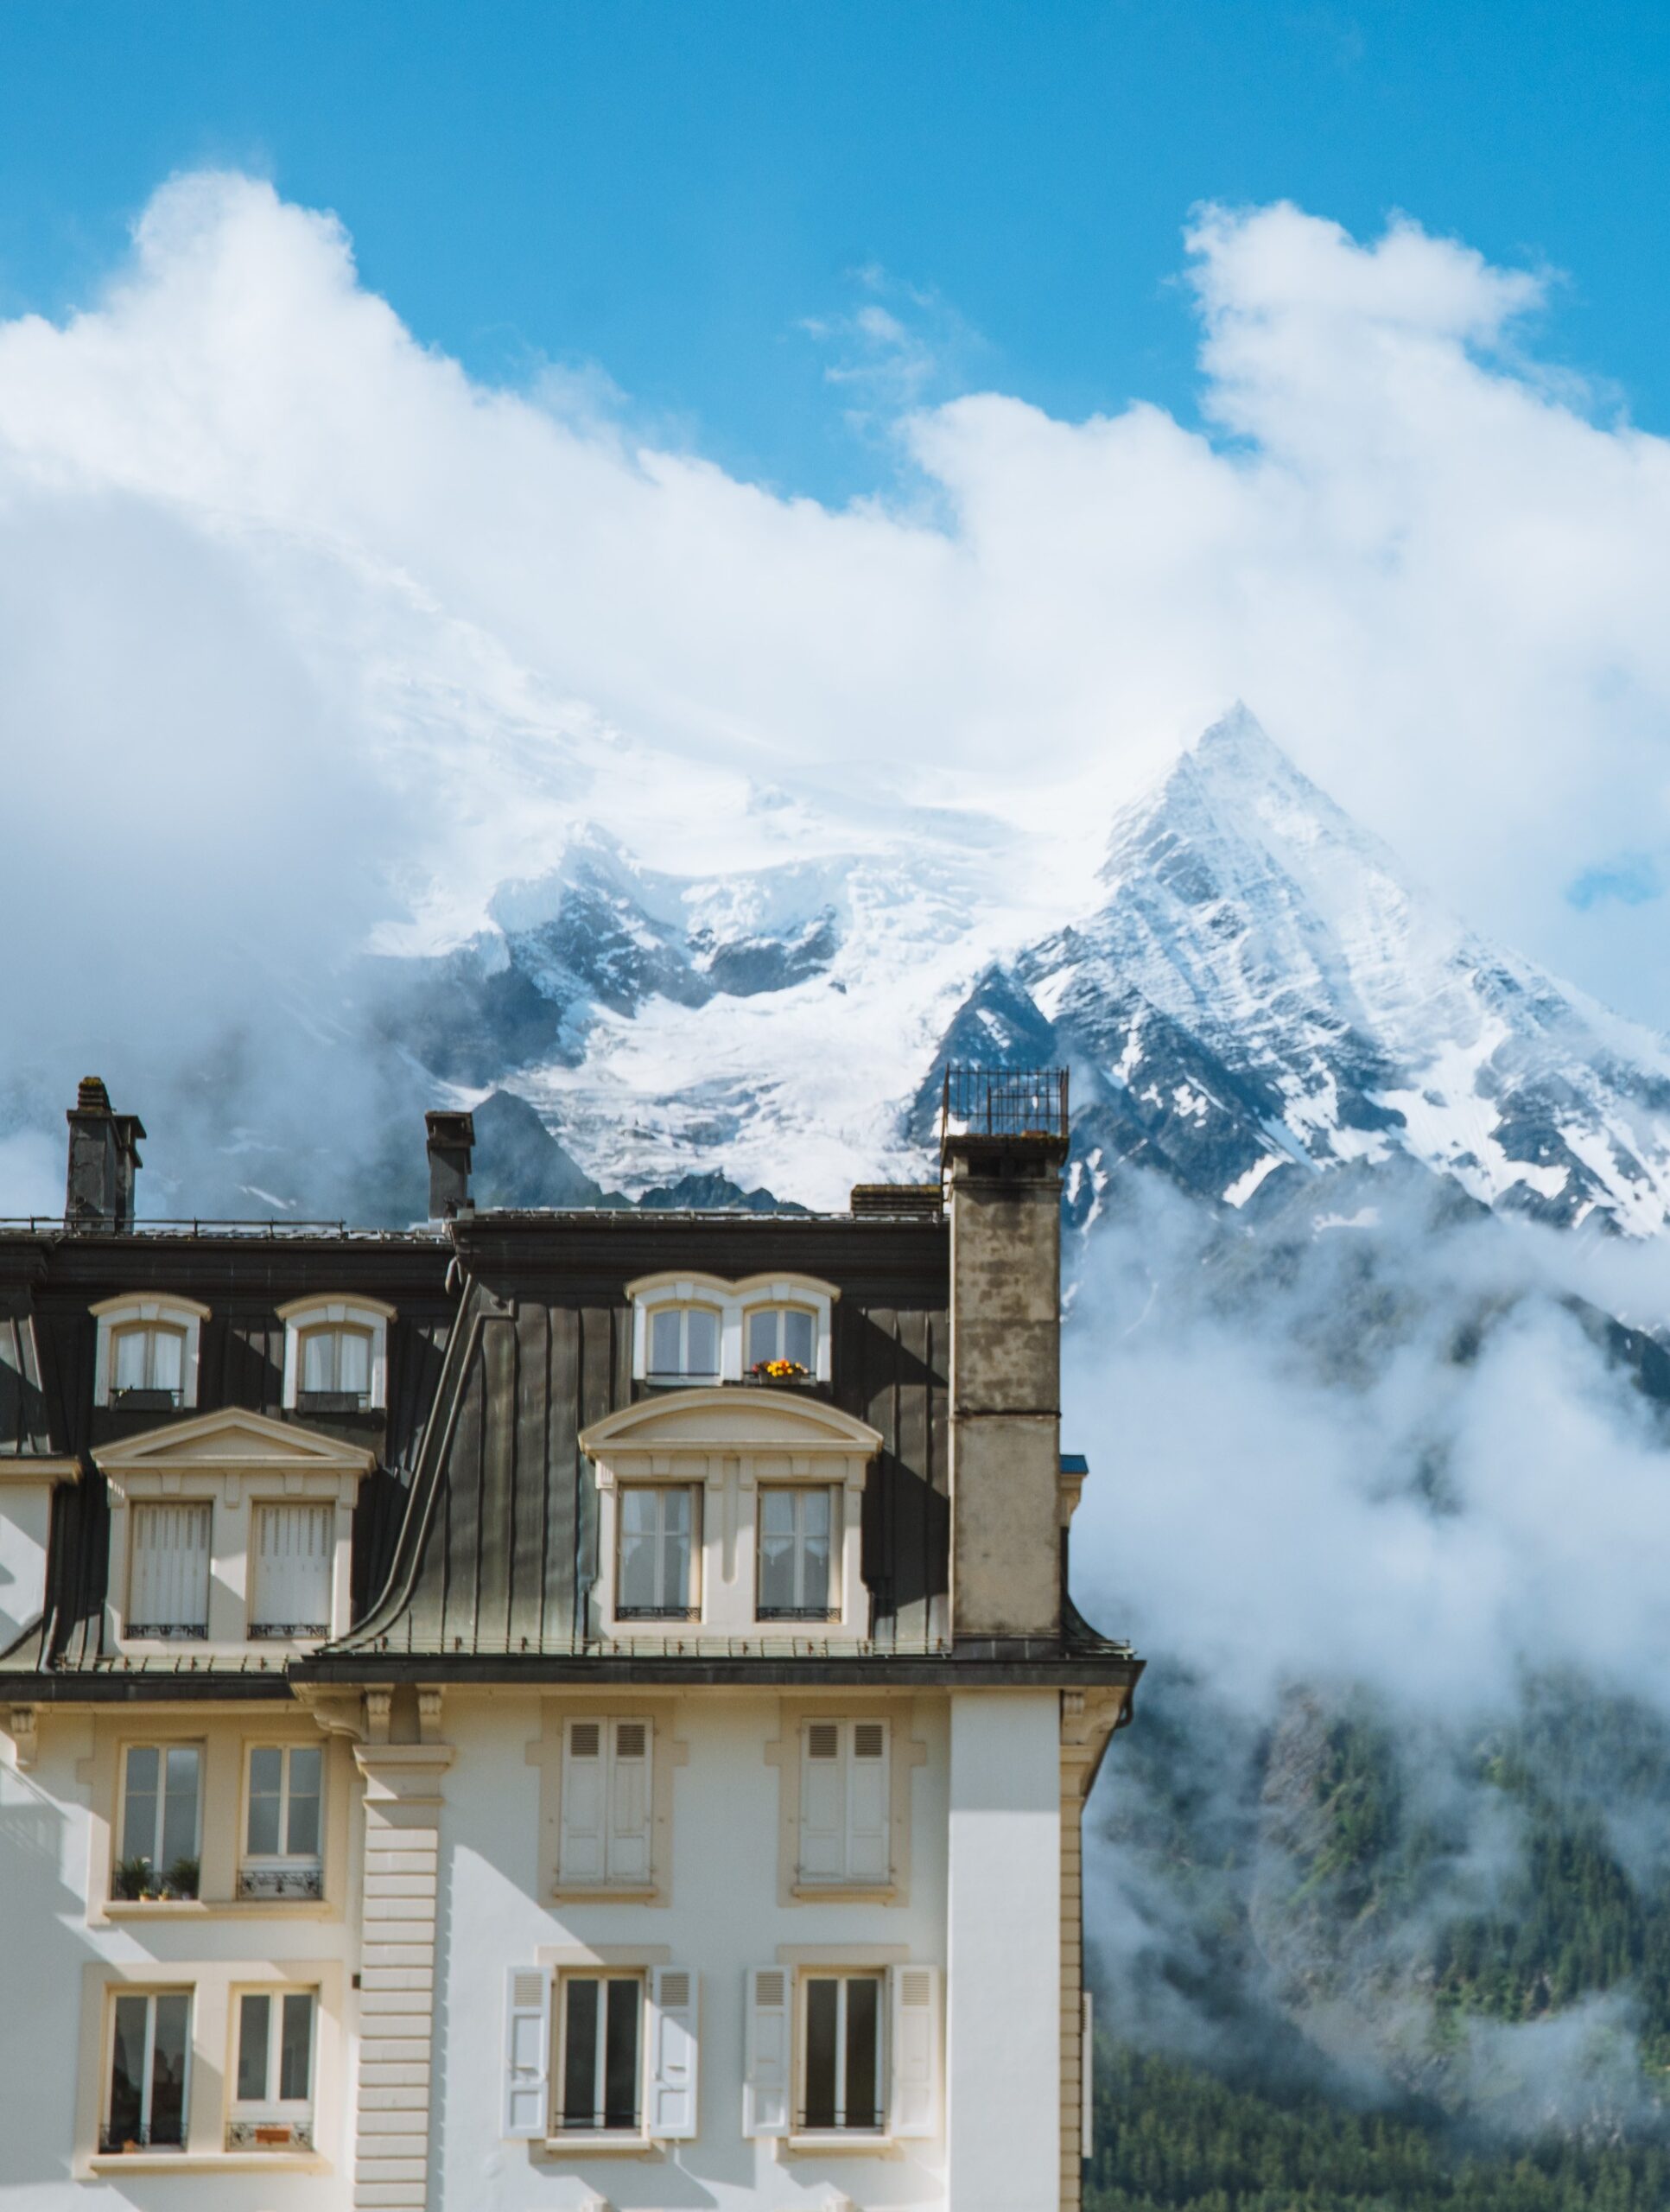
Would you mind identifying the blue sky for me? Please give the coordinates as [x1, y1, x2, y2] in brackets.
[3, 2, 1668, 500]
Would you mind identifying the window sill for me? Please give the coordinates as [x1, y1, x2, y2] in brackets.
[780, 2131, 900, 2158]
[551, 1885, 660, 1904]
[99, 1897, 333, 1922]
[791, 1883, 899, 1905]
[535, 2133, 664, 2159]
[89, 2152, 329, 2175]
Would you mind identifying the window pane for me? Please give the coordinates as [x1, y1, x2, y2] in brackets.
[844, 1976, 881, 2129]
[684, 1307, 718, 1376]
[562, 1979, 600, 2128]
[618, 1490, 659, 1612]
[650, 1310, 680, 1376]
[660, 1489, 692, 1610]
[150, 1329, 184, 1394]
[113, 1328, 148, 1391]
[247, 1746, 283, 1856]
[803, 1979, 840, 2129]
[237, 1993, 270, 2103]
[109, 1994, 148, 2142]
[602, 1980, 640, 2131]
[149, 1993, 190, 2147]
[338, 1329, 371, 1395]
[161, 1746, 199, 1870]
[121, 1746, 159, 1864]
[783, 1309, 815, 1369]
[279, 1993, 313, 2103]
[747, 1309, 776, 1366]
[800, 1490, 832, 1613]
[758, 1491, 797, 1613]
[302, 1330, 334, 1392]
[285, 1747, 322, 1858]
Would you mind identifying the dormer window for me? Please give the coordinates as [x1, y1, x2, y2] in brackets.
[92, 1297, 207, 1411]
[627, 1274, 838, 1385]
[278, 1298, 392, 1414]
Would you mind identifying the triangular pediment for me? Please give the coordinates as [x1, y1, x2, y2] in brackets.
[581, 1386, 883, 1459]
[92, 1406, 377, 1474]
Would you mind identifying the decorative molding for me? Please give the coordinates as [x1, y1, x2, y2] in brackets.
[0, 1455, 80, 1488]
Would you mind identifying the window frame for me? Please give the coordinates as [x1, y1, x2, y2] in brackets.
[756, 1482, 838, 1620]
[796, 1968, 886, 2139]
[100, 1987, 194, 2155]
[238, 1742, 326, 1901]
[247, 1500, 335, 1642]
[92, 1295, 207, 1411]
[614, 1482, 701, 1621]
[276, 1295, 393, 1413]
[745, 1302, 818, 1377]
[552, 1969, 646, 2139]
[645, 1301, 724, 1383]
[227, 1986, 317, 2147]
[125, 1499, 213, 1640]
[114, 1740, 203, 1899]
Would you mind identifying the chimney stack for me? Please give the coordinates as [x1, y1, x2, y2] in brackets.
[65, 1077, 145, 1230]
[425, 1110, 475, 1221]
[941, 1067, 1070, 1644]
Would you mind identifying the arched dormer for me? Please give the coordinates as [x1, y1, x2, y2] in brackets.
[625, 1272, 840, 1386]
[92, 1294, 210, 1411]
[580, 1386, 881, 1644]
[277, 1295, 394, 1413]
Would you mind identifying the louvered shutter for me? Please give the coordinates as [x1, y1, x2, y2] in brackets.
[647, 1966, 698, 2138]
[890, 1963, 942, 2138]
[609, 1719, 652, 1884]
[129, 1502, 211, 1634]
[502, 1964, 552, 2138]
[742, 1967, 791, 2137]
[250, 1503, 333, 1633]
[799, 1720, 845, 1880]
[560, 1721, 606, 1882]
[848, 1720, 890, 1881]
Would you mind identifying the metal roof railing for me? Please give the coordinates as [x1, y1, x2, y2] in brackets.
[940, 1065, 1069, 1150]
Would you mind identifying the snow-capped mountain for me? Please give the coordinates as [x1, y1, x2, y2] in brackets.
[343, 705, 1670, 1239]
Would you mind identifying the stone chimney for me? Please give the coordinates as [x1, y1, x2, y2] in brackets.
[65, 1077, 144, 1229]
[425, 1109, 475, 1221]
[942, 1067, 1069, 1643]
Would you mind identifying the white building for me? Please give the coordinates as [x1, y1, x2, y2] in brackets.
[0, 1072, 1140, 2209]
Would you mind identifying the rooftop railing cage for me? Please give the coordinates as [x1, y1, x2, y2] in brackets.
[939, 1065, 1069, 1151]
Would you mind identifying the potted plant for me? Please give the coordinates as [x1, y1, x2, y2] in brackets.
[111, 1854, 154, 1900]
[164, 1856, 200, 1900]
[749, 1358, 810, 1384]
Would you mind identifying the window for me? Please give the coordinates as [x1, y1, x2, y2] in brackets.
[559, 1718, 651, 1886]
[747, 1305, 816, 1376]
[240, 1745, 323, 1899]
[249, 1503, 333, 1639]
[801, 1971, 884, 2133]
[799, 1719, 889, 1886]
[102, 1991, 191, 2153]
[647, 1305, 721, 1382]
[228, 1989, 315, 2149]
[556, 1974, 643, 2134]
[92, 1295, 206, 1410]
[127, 1503, 211, 1639]
[297, 1323, 372, 1408]
[115, 1744, 200, 1899]
[758, 1487, 835, 1618]
[617, 1486, 698, 1619]
[110, 1323, 187, 1407]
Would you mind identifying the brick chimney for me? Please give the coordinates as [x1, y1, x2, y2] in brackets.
[425, 1109, 475, 1221]
[941, 1067, 1070, 1643]
[65, 1077, 145, 1229]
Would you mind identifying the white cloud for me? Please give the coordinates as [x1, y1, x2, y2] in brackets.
[3, 170, 1670, 1140]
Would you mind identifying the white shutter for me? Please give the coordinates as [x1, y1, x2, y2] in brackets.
[742, 1967, 791, 2137]
[608, 1719, 652, 1884]
[848, 1720, 890, 1882]
[502, 1964, 552, 2139]
[890, 1963, 941, 2139]
[560, 1720, 606, 1882]
[129, 1502, 211, 1633]
[647, 1966, 698, 2139]
[1081, 1990, 1094, 2158]
[250, 1503, 333, 1632]
[799, 1720, 846, 1881]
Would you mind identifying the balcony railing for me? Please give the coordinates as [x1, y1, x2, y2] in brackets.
[940, 1065, 1069, 1148]
[237, 1863, 325, 1901]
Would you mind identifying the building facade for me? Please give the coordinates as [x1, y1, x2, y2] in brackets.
[0, 1073, 1140, 2210]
